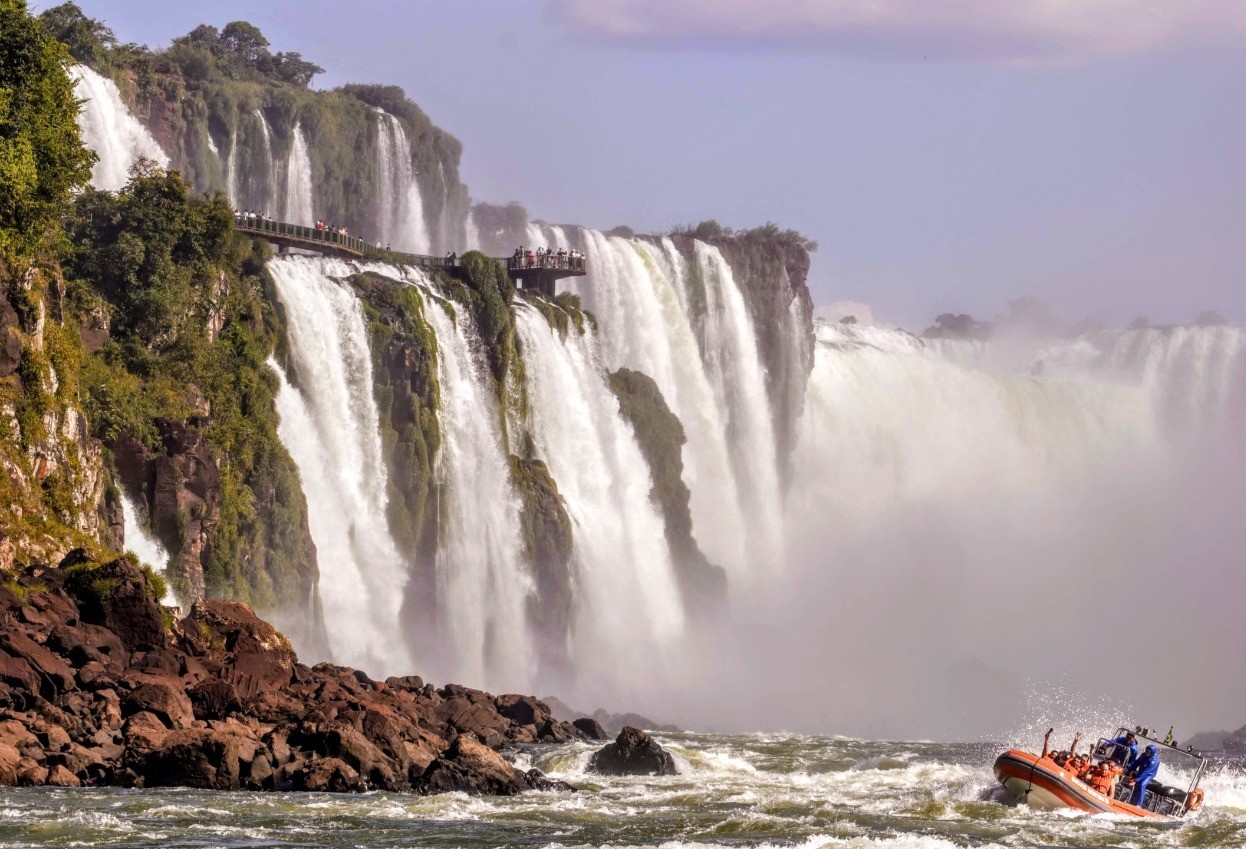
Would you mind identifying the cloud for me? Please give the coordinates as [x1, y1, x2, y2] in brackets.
[549, 0, 1246, 62]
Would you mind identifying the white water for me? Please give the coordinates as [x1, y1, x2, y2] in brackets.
[515, 305, 686, 693]
[70, 66, 168, 191]
[283, 123, 314, 225]
[267, 256, 411, 673]
[533, 224, 785, 586]
[120, 493, 177, 607]
[375, 111, 430, 253]
[253, 110, 275, 216]
[225, 128, 239, 206]
[405, 271, 536, 691]
[755, 319, 1246, 738]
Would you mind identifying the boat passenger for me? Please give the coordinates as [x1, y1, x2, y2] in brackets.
[1128, 745, 1161, 807]
[1108, 732, 1139, 768]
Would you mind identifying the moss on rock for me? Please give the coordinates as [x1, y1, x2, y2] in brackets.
[607, 367, 725, 612]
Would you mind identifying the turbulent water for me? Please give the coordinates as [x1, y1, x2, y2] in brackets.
[4, 732, 1246, 848]
[119, 493, 177, 608]
[70, 66, 168, 190]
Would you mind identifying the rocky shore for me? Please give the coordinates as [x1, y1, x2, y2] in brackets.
[0, 553, 583, 795]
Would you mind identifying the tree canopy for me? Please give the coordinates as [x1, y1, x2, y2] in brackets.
[170, 20, 323, 87]
[0, 0, 94, 257]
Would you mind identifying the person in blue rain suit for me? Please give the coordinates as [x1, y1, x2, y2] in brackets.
[1129, 744, 1161, 807]
[1108, 731, 1139, 768]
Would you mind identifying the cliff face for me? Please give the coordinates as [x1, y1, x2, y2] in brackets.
[55, 169, 322, 626]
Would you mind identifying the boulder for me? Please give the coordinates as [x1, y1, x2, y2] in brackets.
[122, 680, 194, 729]
[494, 694, 549, 727]
[0, 742, 21, 785]
[588, 727, 678, 776]
[46, 764, 80, 787]
[573, 717, 608, 741]
[63, 555, 167, 653]
[187, 680, 243, 720]
[418, 735, 529, 796]
[296, 757, 365, 793]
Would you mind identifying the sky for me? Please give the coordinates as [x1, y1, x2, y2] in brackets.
[64, 0, 1246, 329]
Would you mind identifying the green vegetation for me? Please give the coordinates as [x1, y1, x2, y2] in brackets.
[0, 0, 93, 258]
[670, 219, 818, 254]
[62, 165, 314, 608]
[37, 5, 466, 250]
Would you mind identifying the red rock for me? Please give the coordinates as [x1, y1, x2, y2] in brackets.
[46, 764, 80, 786]
[122, 680, 194, 729]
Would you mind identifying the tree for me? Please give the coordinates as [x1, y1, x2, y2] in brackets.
[173, 23, 222, 54]
[0, 0, 94, 256]
[37, 1, 115, 66]
[220, 21, 270, 66]
[268, 52, 323, 87]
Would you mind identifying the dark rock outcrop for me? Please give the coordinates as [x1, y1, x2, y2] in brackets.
[588, 726, 678, 776]
[608, 368, 726, 612]
[0, 554, 584, 795]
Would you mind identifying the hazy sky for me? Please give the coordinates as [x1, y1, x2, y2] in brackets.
[66, 0, 1245, 328]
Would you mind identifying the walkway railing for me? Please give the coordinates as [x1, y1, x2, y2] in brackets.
[507, 254, 586, 273]
[234, 214, 588, 280]
[233, 215, 457, 268]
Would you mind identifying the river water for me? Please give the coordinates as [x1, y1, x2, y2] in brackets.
[3, 733, 1243, 848]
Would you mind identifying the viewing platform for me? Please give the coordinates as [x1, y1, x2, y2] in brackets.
[506, 254, 587, 297]
[234, 214, 587, 295]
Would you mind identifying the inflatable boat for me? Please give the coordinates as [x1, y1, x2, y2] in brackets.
[994, 726, 1206, 821]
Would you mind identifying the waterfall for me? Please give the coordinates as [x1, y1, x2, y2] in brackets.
[541, 225, 785, 586]
[267, 256, 411, 673]
[70, 65, 168, 191]
[253, 110, 275, 215]
[515, 306, 686, 687]
[225, 128, 239, 207]
[283, 123, 314, 225]
[405, 274, 535, 691]
[1038, 325, 1246, 439]
[120, 493, 177, 607]
[375, 111, 430, 253]
[464, 208, 480, 251]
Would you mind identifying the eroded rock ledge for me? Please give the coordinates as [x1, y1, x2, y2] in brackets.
[0, 553, 579, 795]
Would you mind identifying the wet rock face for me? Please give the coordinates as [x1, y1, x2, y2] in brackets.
[0, 555, 586, 795]
[588, 726, 678, 776]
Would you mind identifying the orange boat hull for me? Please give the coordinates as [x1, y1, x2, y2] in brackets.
[993, 749, 1169, 819]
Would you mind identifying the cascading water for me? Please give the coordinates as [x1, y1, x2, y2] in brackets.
[538, 224, 785, 585]
[267, 256, 411, 673]
[375, 111, 430, 253]
[70, 66, 168, 191]
[120, 493, 176, 607]
[515, 306, 686, 690]
[1039, 325, 1246, 439]
[253, 110, 275, 215]
[754, 317, 1246, 738]
[283, 123, 314, 225]
[371, 265, 537, 691]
